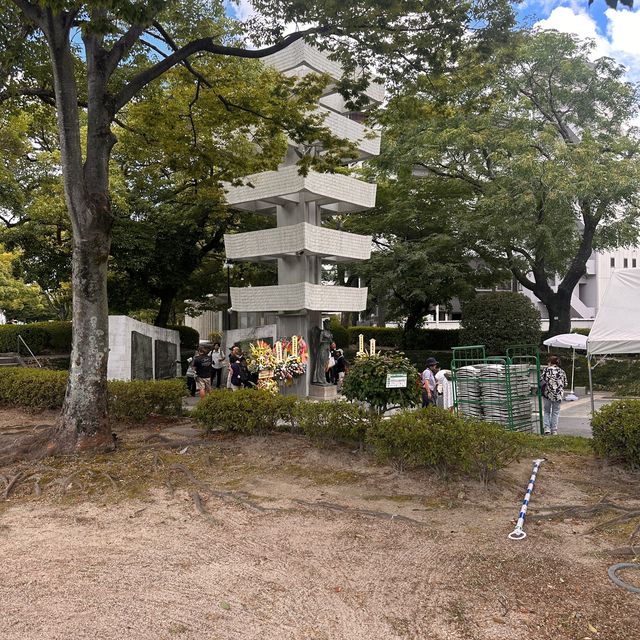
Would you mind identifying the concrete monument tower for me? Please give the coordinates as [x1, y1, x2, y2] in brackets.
[223, 42, 382, 397]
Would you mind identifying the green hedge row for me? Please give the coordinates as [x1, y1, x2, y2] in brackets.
[0, 368, 185, 421]
[192, 390, 527, 483]
[0, 321, 199, 355]
[167, 324, 199, 350]
[345, 327, 461, 351]
[0, 321, 72, 354]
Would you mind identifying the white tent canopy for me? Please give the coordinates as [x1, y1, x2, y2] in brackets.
[588, 269, 640, 356]
[543, 333, 587, 350]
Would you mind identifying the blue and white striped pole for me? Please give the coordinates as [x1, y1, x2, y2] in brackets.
[508, 458, 545, 540]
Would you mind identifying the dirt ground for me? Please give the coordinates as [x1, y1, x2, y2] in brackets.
[0, 408, 639, 640]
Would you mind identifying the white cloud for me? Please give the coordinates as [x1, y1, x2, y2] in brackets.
[606, 8, 640, 58]
[535, 6, 612, 58]
[534, 4, 640, 81]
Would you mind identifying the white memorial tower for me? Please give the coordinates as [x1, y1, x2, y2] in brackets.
[223, 42, 382, 397]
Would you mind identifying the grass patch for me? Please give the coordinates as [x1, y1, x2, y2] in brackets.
[522, 434, 593, 456]
[277, 463, 363, 486]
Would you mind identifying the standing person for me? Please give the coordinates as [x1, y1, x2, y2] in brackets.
[326, 341, 338, 384]
[192, 346, 213, 399]
[435, 368, 454, 412]
[209, 342, 226, 389]
[421, 357, 438, 408]
[541, 355, 568, 435]
[333, 349, 348, 390]
[185, 355, 197, 397]
[227, 345, 241, 389]
[229, 355, 249, 391]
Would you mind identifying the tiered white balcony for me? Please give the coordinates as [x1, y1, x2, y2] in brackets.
[263, 39, 385, 104]
[224, 165, 377, 214]
[225, 223, 371, 262]
[230, 283, 368, 313]
[317, 107, 380, 157]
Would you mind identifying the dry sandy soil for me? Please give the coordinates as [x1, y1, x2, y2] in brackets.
[0, 408, 639, 640]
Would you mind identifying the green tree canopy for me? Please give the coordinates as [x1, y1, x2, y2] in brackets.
[375, 30, 640, 334]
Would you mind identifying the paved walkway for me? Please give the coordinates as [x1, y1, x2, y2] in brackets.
[556, 392, 615, 438]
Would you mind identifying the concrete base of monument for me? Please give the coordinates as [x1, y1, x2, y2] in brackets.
[308, 384, 338, 400]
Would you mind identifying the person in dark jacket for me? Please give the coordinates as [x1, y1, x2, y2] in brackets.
[333, 349, 347, 389]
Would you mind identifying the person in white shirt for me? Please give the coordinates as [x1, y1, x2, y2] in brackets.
[209, 342, 226, 389]
[435, 368, 454, 411]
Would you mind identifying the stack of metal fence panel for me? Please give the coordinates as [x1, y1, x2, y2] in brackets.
[452, 345, 543, 434]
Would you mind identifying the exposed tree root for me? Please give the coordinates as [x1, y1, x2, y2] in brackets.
[169, 463, 266, 513]
[293, 499, 426, 526]
[586, 510, 640, 534]
[3, 472, 23, 500]
[47, 473, 77, 494]
[190, 490, 220, 524]
[528, 497, 636, 522]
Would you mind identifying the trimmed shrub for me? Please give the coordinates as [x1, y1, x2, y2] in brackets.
[346, 327, 460, 351]
[0, 368, 185, 420]
[329, 317, 349, 349]
[192, 389, 298, 434]
[348, 326, 402, 348]
[167, 324, 199, 350]
[366, 409, 525, 481]
[0, 321, 73, 355]
[0, 367, 67, 409]
[592, 400, 640, 470]
[293, 401, 378, 446]
[366, 409, 468, 473]
[108, 379, 185, 422]
[460, 292, 541, 355]
[341, 351, 422, 413]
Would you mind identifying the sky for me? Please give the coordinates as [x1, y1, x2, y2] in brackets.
[519, 0, 640, 79]
[226, 0, 640, 81]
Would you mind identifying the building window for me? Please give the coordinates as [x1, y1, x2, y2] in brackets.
[610, 257, 615, 267]
[634, 259, 637, 268]
[624, 258, 629, 268]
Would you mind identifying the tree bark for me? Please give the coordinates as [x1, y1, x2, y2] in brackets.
[154, 289, 177, 328]
[41, 8, 115, 454]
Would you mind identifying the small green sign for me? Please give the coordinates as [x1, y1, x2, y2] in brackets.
[386, 372, 408, 388]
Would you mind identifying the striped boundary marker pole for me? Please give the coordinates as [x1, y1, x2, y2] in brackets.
[508, 458, 545, 541]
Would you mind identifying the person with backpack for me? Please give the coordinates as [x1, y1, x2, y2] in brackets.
[230, 356, 251, 390]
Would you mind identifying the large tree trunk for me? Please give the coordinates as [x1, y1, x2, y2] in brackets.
[51, 223, 113, 452]
[42, 10, 116, 454]
[538, 289, 572, 336]
[154, 289, 177, 328]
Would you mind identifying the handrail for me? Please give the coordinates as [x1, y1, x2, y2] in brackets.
[17, 334, 43, 368]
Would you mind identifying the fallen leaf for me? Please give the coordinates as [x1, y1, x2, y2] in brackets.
[334, 586, 343, 592]
[220, 601, 231, 610]
[587, 623, 598, 634]
[492, 617, 506, 624]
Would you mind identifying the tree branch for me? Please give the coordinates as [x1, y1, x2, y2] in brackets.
[113, 27, 326, 113]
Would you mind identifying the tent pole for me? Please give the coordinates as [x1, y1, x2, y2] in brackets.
[587, 355, 595, 415]
[571, 348, 575, 393]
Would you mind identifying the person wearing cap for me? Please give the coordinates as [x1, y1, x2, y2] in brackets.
[421, 357, 438, 408]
